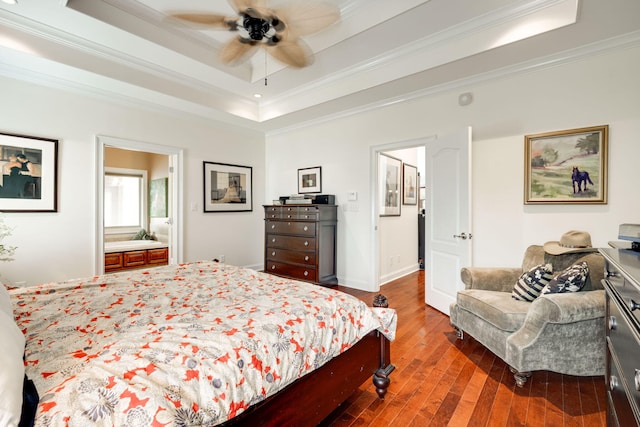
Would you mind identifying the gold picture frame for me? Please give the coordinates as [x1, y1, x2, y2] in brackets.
[524, 125, 608, 204]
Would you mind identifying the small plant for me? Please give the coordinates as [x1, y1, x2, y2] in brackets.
[0, 216, 16, 262]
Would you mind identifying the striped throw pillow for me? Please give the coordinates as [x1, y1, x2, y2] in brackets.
[512, 263, 553, 302]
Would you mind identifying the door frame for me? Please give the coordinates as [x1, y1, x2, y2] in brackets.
[370, 135, 436, 289]
[95, 135, 184, 274]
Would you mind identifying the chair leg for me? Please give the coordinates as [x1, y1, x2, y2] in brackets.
[452, 326, 464, 340]
[509, 367, 531, 387]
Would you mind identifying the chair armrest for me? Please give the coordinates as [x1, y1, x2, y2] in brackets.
[526, 290, 605, 325]
[460, 267, 522, 292]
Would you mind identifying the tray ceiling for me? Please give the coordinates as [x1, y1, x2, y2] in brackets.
[1, 0, 639, 132]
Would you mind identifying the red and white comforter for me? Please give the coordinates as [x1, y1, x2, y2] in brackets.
[10, 262, 396, 426]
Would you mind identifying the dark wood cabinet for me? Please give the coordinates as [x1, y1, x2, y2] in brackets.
[105, 247, 169, 273]
[264, 204, 337, 286]
[600, 248, 640, 426]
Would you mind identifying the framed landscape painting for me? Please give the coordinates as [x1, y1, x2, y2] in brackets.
[0, 132, 58, 212]
[524, 125, 608, 204]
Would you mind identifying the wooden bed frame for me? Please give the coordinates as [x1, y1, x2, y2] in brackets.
[223, 294, 395, 426]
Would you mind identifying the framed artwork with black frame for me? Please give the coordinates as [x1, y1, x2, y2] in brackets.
[402, 163, 418, 205]
[379, 153, 401, 216]
[297, 166, 322, 194]
[0, 132, 58, 212]
[524, 125, 608, 204]
[203, 161, 253, 212]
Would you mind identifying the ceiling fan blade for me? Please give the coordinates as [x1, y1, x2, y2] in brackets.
[220, 37, 258, 65]
[265, 39, 313, 68]
[229, 0, 269, 18]
[168, 13, 234, 29]
[275, 1, 340, 36]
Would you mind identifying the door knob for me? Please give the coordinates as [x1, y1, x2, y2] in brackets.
[453, 232, 472, 240]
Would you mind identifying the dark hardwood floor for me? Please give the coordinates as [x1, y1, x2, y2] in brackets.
[321, 270, 606, 427]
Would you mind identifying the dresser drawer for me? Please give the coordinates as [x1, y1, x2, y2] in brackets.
[266, 247, 316, 265]
[266, 261, 317, 282]
[104, 252, 123, 272]
[607, 343, 640, 427]
[147, 248, 169, 265]
[265, 206, 283, 219]
[266, 220, 316, 236]
[605, 261, 640, 330]
[266, 234, 315, 251]
[123, 250, 147, 268]
[606, 290, 640, 417]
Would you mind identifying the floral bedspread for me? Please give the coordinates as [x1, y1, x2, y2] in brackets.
[10, 262, 396, 426]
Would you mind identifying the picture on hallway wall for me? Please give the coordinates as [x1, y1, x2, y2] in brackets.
[149, 177, 168, 218]
[379, 153, 401, 216]
[203, 161, 252, 212]
[403, 163, 418, 205]
[524, 125, 608, 204]
[0, 132, 58, 212]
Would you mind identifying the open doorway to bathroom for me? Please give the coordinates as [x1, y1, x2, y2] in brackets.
[95, 135, 183, 275]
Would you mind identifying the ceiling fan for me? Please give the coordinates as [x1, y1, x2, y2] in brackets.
[168, 0, 340, 68]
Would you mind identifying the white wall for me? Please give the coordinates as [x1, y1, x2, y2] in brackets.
[266, 43, 640, 291]
[0, 77, 265, 286]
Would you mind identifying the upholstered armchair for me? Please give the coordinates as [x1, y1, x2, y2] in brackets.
[449, 245, 605, 387]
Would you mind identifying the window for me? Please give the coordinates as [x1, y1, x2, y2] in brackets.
[104, 167, 147, 233]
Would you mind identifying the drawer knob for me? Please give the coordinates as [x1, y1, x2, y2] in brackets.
[304, 241, 309, 246]
[271, 251, 276, 256]
[272, 238, 276, 243]
[304, 271, 309, 277]
[271, 224, 275, 229]
[635, 369, 640, 392]
[629, 299, 640, 312]
[608, 315, 617, 330]
[271, 265, 276, 270]
[304, 255, 309, 261]
[303, 226, 308, 231]
[287, 215, 293, 218]
[610, 375, 619, 391]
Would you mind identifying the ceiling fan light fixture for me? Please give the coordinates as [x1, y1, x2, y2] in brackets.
[168, 0, 340, 68]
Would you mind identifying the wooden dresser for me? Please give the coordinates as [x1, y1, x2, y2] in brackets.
[264, 204, 337, 286]
[599, 247, 640, 426]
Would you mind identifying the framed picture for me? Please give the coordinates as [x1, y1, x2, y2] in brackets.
[379, 153, 401, 216]
[403, 163, 418, 205]
[297, 166, 322, 194]
[524, 125, 608, 204]
[203, 161, 252, 212]
[149, 177, 168, 217]
[0, 132, 58, 212]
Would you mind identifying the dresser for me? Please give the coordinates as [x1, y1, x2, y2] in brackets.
[600, 247, 640, 426]
[264, 204, 338, 286]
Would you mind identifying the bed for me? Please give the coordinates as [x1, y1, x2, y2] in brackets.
[2, 261, 396, 426]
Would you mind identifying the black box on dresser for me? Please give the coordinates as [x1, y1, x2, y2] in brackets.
[599, 246, 640, 426]
[264, 204, 338, 286]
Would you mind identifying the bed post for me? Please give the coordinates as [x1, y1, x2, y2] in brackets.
[372, 294, 395, 399]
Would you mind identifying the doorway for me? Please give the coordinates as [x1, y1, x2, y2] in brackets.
[371, 136, 435, 290]
[95, 135, 184, 275]
[370, 128, 471, 315]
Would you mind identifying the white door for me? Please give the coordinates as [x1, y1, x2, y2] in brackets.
[425, 127, 472, 315]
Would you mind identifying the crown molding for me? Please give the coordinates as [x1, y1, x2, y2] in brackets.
[265, 30, 640, 136]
